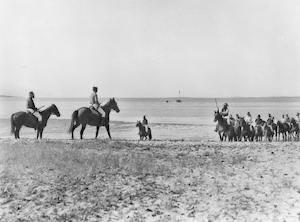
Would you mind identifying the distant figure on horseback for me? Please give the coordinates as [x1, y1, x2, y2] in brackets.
[255, 115, 263, 126]
[244, 112, 252, 124]
[267, 114, 273, 125]
[89, 86, 106, 124]
[136, 119, 152, 141]
[142, 115, 149, 133]
[27, 91, 42, 129]
[220, 103, 229, 121]
[215, 103, 229, 132]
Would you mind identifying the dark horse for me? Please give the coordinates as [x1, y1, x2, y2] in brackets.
[254, 125, 263, 141]
[214, 110, 229, 141]
[239, 118, 255, 141]
[277, 121, 290, 141]
[11, 104, 61, 139]
[68, 98, 120, 139]
[136, 121, 152, 140]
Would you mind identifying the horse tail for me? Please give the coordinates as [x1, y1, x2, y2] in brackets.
[68, 110, 79, 133]
[10, 114, 15, 134]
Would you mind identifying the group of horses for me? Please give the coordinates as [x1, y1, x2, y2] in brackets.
[10, 98, 120, 139]
[214, 110, 300, 142]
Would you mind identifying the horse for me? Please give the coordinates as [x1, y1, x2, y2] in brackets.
[227, 123, 236, 142]
[10, 104, 61, 139]
[136, 121, 152, 140]
[277, 121, 290, 141]
[239, 118, 255, 141]
[234, 118, 242, 141]
[254, 125, 263, 141]
[270, 122, 278, 140]
[214, 110, 229, 141]
[290, 118, 299, 141]
[68, 98, 120, 139]
[263, 123, 273, 142]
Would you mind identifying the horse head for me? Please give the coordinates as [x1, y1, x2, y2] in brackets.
[214, 110, 221, 122]
[136, 120, 142, 127]
[109, 98, 120, 113]
[50, 104, 61, 117]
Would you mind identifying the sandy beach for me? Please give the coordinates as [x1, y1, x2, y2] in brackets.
[1, 138, 300, 221]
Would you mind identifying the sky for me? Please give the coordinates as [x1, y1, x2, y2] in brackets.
[0, 0, 300, 98]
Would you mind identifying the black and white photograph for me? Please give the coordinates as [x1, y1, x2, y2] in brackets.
[1, 0, 300, 221]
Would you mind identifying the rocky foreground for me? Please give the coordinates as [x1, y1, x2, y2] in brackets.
[0, 139, 300, 221]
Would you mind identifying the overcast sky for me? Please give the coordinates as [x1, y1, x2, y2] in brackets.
[0, 0, 300, 98]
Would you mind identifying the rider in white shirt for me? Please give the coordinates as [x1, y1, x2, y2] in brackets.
[244, 112, 253, 126]
[89, 86, 106, 117]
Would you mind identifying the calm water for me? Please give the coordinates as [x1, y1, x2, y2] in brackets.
[1, 97, 300, 141]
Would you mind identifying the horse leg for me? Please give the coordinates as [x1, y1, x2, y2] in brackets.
[71, 123, 80, 139]
[15, 126, 21, 139]
[219, 132, 222, 141]
[80, 124, 86, 139]
[95, 126, 100, 139]
[36, 127, 40, 139]
[105, 125, 112, 140]
[40, 129, 44, 139]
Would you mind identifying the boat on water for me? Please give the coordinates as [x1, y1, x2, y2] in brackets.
[176, 90, 182, 103]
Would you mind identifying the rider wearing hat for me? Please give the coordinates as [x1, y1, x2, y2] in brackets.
[89, 86, 106, 118]
[27, 91, 42, 127]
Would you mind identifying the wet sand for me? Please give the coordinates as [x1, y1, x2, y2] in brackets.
[1, 139, 300, 221]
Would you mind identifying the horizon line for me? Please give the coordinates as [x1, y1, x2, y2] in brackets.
[1, 95, 300, 99]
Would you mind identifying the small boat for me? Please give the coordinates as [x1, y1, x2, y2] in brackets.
[176, 90, 182, 103]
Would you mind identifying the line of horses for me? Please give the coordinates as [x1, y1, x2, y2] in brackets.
[214, 110, 300, 142]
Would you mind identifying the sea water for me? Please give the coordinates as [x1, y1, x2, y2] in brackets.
[1, 97, 300, 141]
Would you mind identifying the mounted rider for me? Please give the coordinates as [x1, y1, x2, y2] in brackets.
[255, 115, 263, 126]
[245, 112, 255, 130]
[267, 114, 273, 125]
[89, 86, 106, 120]
[220, 103, 230, 123]
[215, 103, 230, 132]
[142, 115, 149, 133]
[27, 91, 42, 128]
[245, 112, 253, 125]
